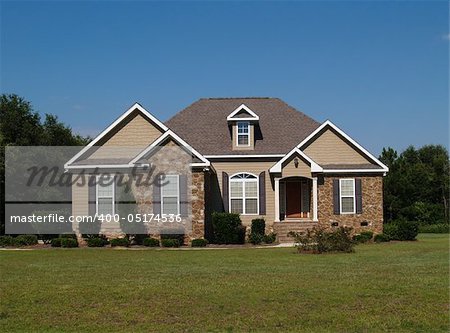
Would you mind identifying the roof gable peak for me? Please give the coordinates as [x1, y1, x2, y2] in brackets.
[227, 104, 260, 121]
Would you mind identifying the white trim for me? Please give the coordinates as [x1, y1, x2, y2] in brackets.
[236, 121, 250, 147]
[204, 154, 285, 158]
[312, 177, 318, 221]
[269, 148, 323, 173]
[297, 120, 389, 172]
[160, 174, 180, 215]
[66, 164, 137, 170]
[229, 172, 259, 215]
[129, 130, 210, 167]
[65, 103, 168, 168]
[339, 178, 356, 214]
[227, 104, 260, 121]
[95, 174, 115, 216]
[274, 177, 280, 222]
[323, 169, 386, 173]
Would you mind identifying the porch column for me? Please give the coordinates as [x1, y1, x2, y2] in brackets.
[274, 177, 280, 222]
[312, 177, 318, 221]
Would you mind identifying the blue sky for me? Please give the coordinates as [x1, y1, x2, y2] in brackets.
[1, 1, 448, 155]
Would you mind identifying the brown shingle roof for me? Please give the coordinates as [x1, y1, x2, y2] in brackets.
[165, 98, 320, 155]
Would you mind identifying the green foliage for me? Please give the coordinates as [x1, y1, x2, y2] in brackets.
[352, 231, 374, 244]
[110, 238, 130, 247]
[161, 234, 185, 246]
[60, 238, 78, 248]
[143, 237, 160, 247]
[39, 234, 59, 245]
[191, 238, 208, 247]
[249, 232, 265, 245]
[14, 234, 38, 246]
[374, 234, 391, 243]
[418, 224, 450, 234]
[161, 239, 180, 248]
[263, 233, 277, 244]
[251, 219, 265, 236]
[289, 227, 354, 254]
[51, 238, 62, 247]
[379, 145, 449, 224]
[0, 235, 14, 247]
[211, 212, 246, 244]
[384, 219, 419, 241]
[86, 236, 109, 247]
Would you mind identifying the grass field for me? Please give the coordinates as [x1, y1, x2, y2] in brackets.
[0, 234, 448, 332]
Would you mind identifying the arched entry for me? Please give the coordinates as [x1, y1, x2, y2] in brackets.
[280, 176, 311, 220]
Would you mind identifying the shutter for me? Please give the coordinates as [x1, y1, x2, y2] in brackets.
[153, 176, 161, 215]
[301, 181, 310, 213]
[88, 175, 96, 217]
[333, 179, 340, 215]
[258, 171, 266, 215]
[222, 172, 229, 212]
[355, 178, 363, 214]
[179, 175, 188, 217]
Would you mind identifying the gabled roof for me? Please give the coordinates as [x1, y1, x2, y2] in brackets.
[165, 98, 321, 155]
[297, 120, 389, 172]
[269, 148, 323, 173]
[226, 104, 259, 121]
[129, 130, 210, 167]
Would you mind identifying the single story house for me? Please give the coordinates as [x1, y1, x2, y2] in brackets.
[65, 98, 388, 242]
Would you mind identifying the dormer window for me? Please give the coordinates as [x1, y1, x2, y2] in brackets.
[237, 121, 250, 146]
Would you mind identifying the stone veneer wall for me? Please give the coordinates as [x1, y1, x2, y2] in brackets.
[317, 175, 384, 234]
[189, 170, 206, 241]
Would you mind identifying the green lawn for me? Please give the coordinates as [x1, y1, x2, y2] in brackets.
[0, 234, 448, 333]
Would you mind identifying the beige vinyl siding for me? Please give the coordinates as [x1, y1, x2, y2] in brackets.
[231, 123, 254, 150]
[304, 128, 373, 165]
[211, 161, 275, 226]
[282, 155, 312, 179]
[89, 112, 164, 159]
[72, 176, 88, 218]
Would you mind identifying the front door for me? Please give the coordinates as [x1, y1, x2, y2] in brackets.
[286, 181, 301, 218]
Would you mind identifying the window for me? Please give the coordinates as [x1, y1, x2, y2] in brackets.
[340, 178, 355, 214]
[236, 121, 250, 146]
[161, 175, 179, 215]
[96, 175, 114, 215]
[230, 173, 258, 214]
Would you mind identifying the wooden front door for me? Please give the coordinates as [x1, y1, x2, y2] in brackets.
[286, 181, 302, 218]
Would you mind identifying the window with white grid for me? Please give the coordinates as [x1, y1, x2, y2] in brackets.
[230, 173, 258, 214]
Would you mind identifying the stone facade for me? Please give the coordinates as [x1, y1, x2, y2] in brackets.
[317, 175, 384, 234]
[189, 171, 206, 242]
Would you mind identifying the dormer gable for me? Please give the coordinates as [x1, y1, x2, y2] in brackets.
[226, 104, 259, 121]
[227, 104, 259, 150]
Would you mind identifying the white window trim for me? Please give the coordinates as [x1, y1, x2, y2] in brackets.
[339, 178, 356, 214]
[96, 175, 115, 215]
[229, 172, 259, 215]
[236, 121, 250, 147]
[160, 174, 180, 215]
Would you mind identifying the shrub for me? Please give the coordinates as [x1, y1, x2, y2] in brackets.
[290, 227, 354, 254]
[352, 231, 374, 244]
[191, 238, 208, 247]
[143, 237, 160, 247]
[418, 224, 450, 234]
[51, 238, 62, 247]
[263, 232, 277, 244]
[40, 234, 59, 245]
[211, 212, 245, 244]
[14, 235, 38, 246]
[251, 219, 265, 236]
[129, 234, 148, 245]
[59, 234, 77, 239]
[161, 233, 185, 246]
[249, 232, 264, 245]
[374, 234, 391, 243]
[0, 236, 14, 247]
[87, 236, 109, 247]
[61, 238, 78, 248]
[161, 239, 180, 248]
[110, 238, 130, 247]
[384, 219, 418, 241]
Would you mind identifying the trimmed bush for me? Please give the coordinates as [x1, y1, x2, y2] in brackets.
[251, 219, 265, 236]
[263, 233, 277, 244]
[51, 238, 62, 247]
[61, 238, 78, 248]
[384, 219, 418, 241]
[143, 237, 160, 247]
[110, 238, 130, 247]
[353, 231, 374, 244]
[249, 232, 264, 245]
[374, 234, 391, 243]
[161, 234, 185, 246]
[14, 235, 38, 246]
[191, 239, 208, 247]
[290, 227, 354, 254]
[161, 239, 180, 248]
[212, 212, 245, 244]
[87, 236, 109, 247]
[0, 236, 14, 247]
[418, 224, 450, 234]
